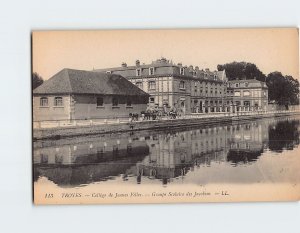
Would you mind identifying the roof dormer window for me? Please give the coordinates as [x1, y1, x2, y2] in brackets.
[149, 67, 155, 75]
[136, 68, 141, 76]
[180, 67, 185, 75]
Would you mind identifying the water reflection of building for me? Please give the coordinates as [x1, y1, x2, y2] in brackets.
[34, 117, 300, 187]
[34, 137, 149, 186]
[137, 126, 229, 184]
[137, 121, 271, 184]
[227, 122, 269, 164]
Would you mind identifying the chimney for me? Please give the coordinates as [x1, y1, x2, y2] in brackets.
[121, 62, 127, 67]
[135, 60, 140, 67]
[161, 57, 167, 63]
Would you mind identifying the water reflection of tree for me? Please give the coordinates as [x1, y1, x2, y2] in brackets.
[227, 149, 263, 165]
[268, 120, 300, 152]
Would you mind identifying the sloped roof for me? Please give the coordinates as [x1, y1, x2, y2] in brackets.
[33, 69, 150, 96]
[228, 79, 267, 88]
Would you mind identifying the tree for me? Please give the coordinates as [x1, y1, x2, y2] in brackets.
[32, 72, 44, 89]
[217, 61, 266, 82]
[266, 72, 299, 106]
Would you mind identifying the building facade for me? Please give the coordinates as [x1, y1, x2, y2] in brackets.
[95, 58, 228, 114]
[227, 79, 268, 112]
[33, 69, 149, 121]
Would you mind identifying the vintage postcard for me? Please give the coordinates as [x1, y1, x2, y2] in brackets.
[32, 29, 300, 204]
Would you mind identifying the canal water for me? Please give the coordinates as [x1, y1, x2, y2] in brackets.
[33, 116, 300, 187]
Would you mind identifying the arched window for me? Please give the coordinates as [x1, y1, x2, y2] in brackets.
[243, 91, 250, 96]
[54, 97, 63, 106]
[40, 97, 48, 107]
[234, 91, 241, 97]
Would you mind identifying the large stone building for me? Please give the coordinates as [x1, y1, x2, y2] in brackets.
[95, 58, 228, 114]
[227, 79, 268, 112]
[33, 69, 149, 121]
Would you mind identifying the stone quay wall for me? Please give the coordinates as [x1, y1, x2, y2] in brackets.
[33, 111, 300, 141]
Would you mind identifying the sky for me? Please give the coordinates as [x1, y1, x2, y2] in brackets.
[32, 28, 299, 80]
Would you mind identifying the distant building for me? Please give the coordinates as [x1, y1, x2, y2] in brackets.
[94, 58, 228, 114]
[33, 69, 149, 121]
[227, 79, 268, 111]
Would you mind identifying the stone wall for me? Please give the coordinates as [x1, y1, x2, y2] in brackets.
[33, 111, 300, 140]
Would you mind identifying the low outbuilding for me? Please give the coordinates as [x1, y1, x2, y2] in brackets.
[33, 68, 150, 121]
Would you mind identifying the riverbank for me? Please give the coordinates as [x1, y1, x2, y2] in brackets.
[33, 110, 300, 140]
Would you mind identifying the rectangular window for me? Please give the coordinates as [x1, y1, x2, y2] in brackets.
[179, 81, 185, 89]
[149, 97, 155, 103]
[244, 101, 250, 106]
[136, 82, 143, 89]
[40, 97, 48, 107]
[54, 97, 63, 106]
[148, 81, 156, 90]
[106, 71, 111, 74]
[126, 98, 132, 107]
[149, 67, 155, 75]
[112, 97, 119, 106]
[97, 97, 104, 107]
[136, 68, 141, 76]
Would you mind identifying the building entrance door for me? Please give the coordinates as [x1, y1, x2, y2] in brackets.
[180, 101, 185, 114]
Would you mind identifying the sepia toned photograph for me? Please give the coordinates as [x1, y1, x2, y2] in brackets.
[32, 29, 300, 204]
